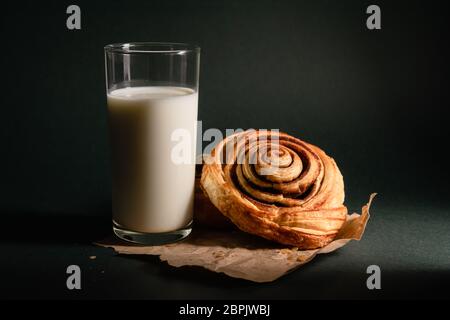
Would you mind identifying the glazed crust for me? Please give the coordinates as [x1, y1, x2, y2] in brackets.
[200, 130, 348, 249]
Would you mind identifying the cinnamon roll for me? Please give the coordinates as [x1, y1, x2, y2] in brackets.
[200, 130, 348, 249]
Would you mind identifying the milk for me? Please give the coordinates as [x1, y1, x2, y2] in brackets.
[107, 86, 198, 233]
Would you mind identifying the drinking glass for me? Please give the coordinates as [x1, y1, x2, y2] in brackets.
[104, 42, 200, 244]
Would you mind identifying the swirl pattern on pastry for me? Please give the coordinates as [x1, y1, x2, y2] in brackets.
[200, 130, 348, 249]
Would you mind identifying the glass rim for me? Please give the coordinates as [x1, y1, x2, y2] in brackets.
[104, 42, 200, 54]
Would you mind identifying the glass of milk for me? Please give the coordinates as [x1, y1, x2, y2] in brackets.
[104, 43, 200, 244]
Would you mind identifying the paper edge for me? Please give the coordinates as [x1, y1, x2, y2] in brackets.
[95, 194, 377, 282]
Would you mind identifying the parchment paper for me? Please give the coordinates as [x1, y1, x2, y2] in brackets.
[96, 194, 375, 282]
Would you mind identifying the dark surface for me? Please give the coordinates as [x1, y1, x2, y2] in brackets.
[0, 0, 449, 299]
[1, 198, 450, 299]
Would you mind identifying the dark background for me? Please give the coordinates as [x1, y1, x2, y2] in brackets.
[0, 0, 449, 299]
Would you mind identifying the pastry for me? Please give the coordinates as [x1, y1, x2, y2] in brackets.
[194, 165, 234, 229]
[200, 130, 348, 249]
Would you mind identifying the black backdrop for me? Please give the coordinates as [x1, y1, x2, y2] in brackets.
[1, 0, 449, 299]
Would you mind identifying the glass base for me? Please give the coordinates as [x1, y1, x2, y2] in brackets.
[113, 221, 192, 245]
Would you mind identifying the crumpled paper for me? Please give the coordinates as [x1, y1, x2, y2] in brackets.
[96, 194, 375, 283]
